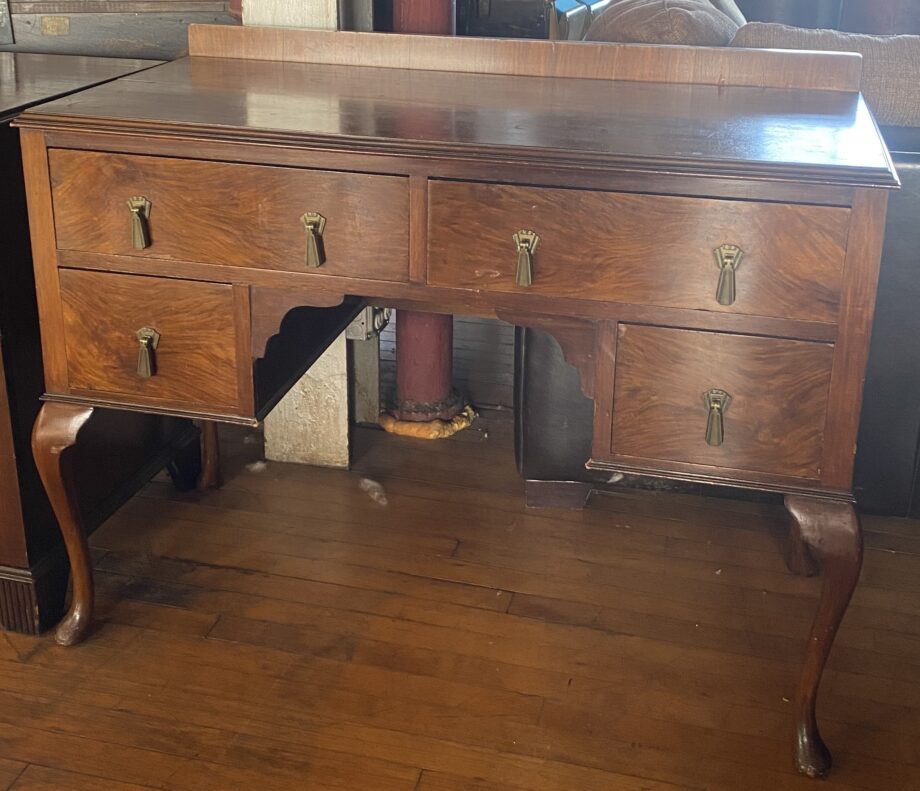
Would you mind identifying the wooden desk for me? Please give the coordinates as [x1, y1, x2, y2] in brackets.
[0, 52, 208, 635]
[14, 26, 897, 778]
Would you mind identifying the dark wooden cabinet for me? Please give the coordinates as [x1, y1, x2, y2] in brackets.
[0, 53, 202, 634]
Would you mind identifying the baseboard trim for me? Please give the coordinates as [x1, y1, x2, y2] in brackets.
[0, 554, 68, 635]
[0, 569, 40, 634]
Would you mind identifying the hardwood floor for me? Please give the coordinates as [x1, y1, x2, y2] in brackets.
[1, 413, 919, 790]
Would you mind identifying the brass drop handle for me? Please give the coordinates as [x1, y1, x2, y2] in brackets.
[513, 230, 540, 287]
[127, 196, 152, 250]
[301, 212, 327, 268]
[714, 244, 744, 306]
[136, 327, 160, 379]
[703, 388, 732, 447]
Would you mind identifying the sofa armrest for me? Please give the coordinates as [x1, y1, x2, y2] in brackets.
[732, 22, 920, 128]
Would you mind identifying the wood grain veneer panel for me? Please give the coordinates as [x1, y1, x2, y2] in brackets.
[49, 149, 409, 281]
[609, 325, 834, 480]
[187, 24, 863, 92]
[821, 188, 890, 489]
[429, 181, 849, 323]
[19, 129, 69, 393]
[59, 270, 243, 412]
[232, 284, 255, 415]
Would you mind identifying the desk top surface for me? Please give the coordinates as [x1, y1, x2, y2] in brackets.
[0, 52, 161, 124]
[18, 52, 898, 188]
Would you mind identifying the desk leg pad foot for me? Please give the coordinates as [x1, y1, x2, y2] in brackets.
[32, 403, 95, 646]
[784, 495, 862, 779]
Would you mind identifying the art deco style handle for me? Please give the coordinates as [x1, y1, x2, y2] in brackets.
[127, 196, 152, 250]
[136, 327, 160, 379]
[714, 244, 744, 306]
[513, 229, 540, 287]
[703, 388, 732, 447]
[301, 212, 327, 268]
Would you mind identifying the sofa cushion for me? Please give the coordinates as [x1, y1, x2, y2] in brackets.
[585, 0, 741, 47]
[709, 0, 746, 26]
[732, 22, 920, 128]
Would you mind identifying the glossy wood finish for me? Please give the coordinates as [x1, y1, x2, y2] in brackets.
[13, 31, 896, 778]
[820, 190, 889, 490]
[30, 403, 94, 646]
[59, 270, 243, 413]
[784, 496, 863, 779]
[430, 182, 849, 322]
[607, 326, 835, 480]
[50, 150, 410, 281]
[187, 23, 865, 91]
[16, 57, 895, 189]
[0, 52, 159, 123]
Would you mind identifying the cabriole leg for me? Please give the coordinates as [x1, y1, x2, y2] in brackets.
[784, 495, 863, 779]
[198, 421, 221, 490]
[784, 507, 820, 577]
[31, 402, 95, 646]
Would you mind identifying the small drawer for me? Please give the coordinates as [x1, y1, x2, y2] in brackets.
[428, 181, 849, 323]
[50, 150, 410, 281]
[605, 325, 834, 480]
[59, 270, 245, 413]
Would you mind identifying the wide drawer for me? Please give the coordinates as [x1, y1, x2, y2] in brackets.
[607, 325, 834, 480]
[49, 150, 410, 281]
[59, 270, 244, 413]
[428, 181, 849, 323]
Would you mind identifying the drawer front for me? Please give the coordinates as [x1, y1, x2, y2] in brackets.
[608, 325, 834, 480]
[428, 181, 849, 322]
[59, 270, 243, 412]
[50, 150, 410, 281]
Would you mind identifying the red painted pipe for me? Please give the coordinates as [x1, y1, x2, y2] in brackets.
[394, 311, 462, 421]
[393, 0, 457, 34]
[391, 0, 462, 422]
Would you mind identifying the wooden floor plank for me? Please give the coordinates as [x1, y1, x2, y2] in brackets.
[3, 417, 919, 789]
[0, 759, 25, 791]
[9, 765, 158, 791]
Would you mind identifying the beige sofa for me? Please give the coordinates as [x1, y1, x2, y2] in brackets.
[586, 0, 920, 128]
